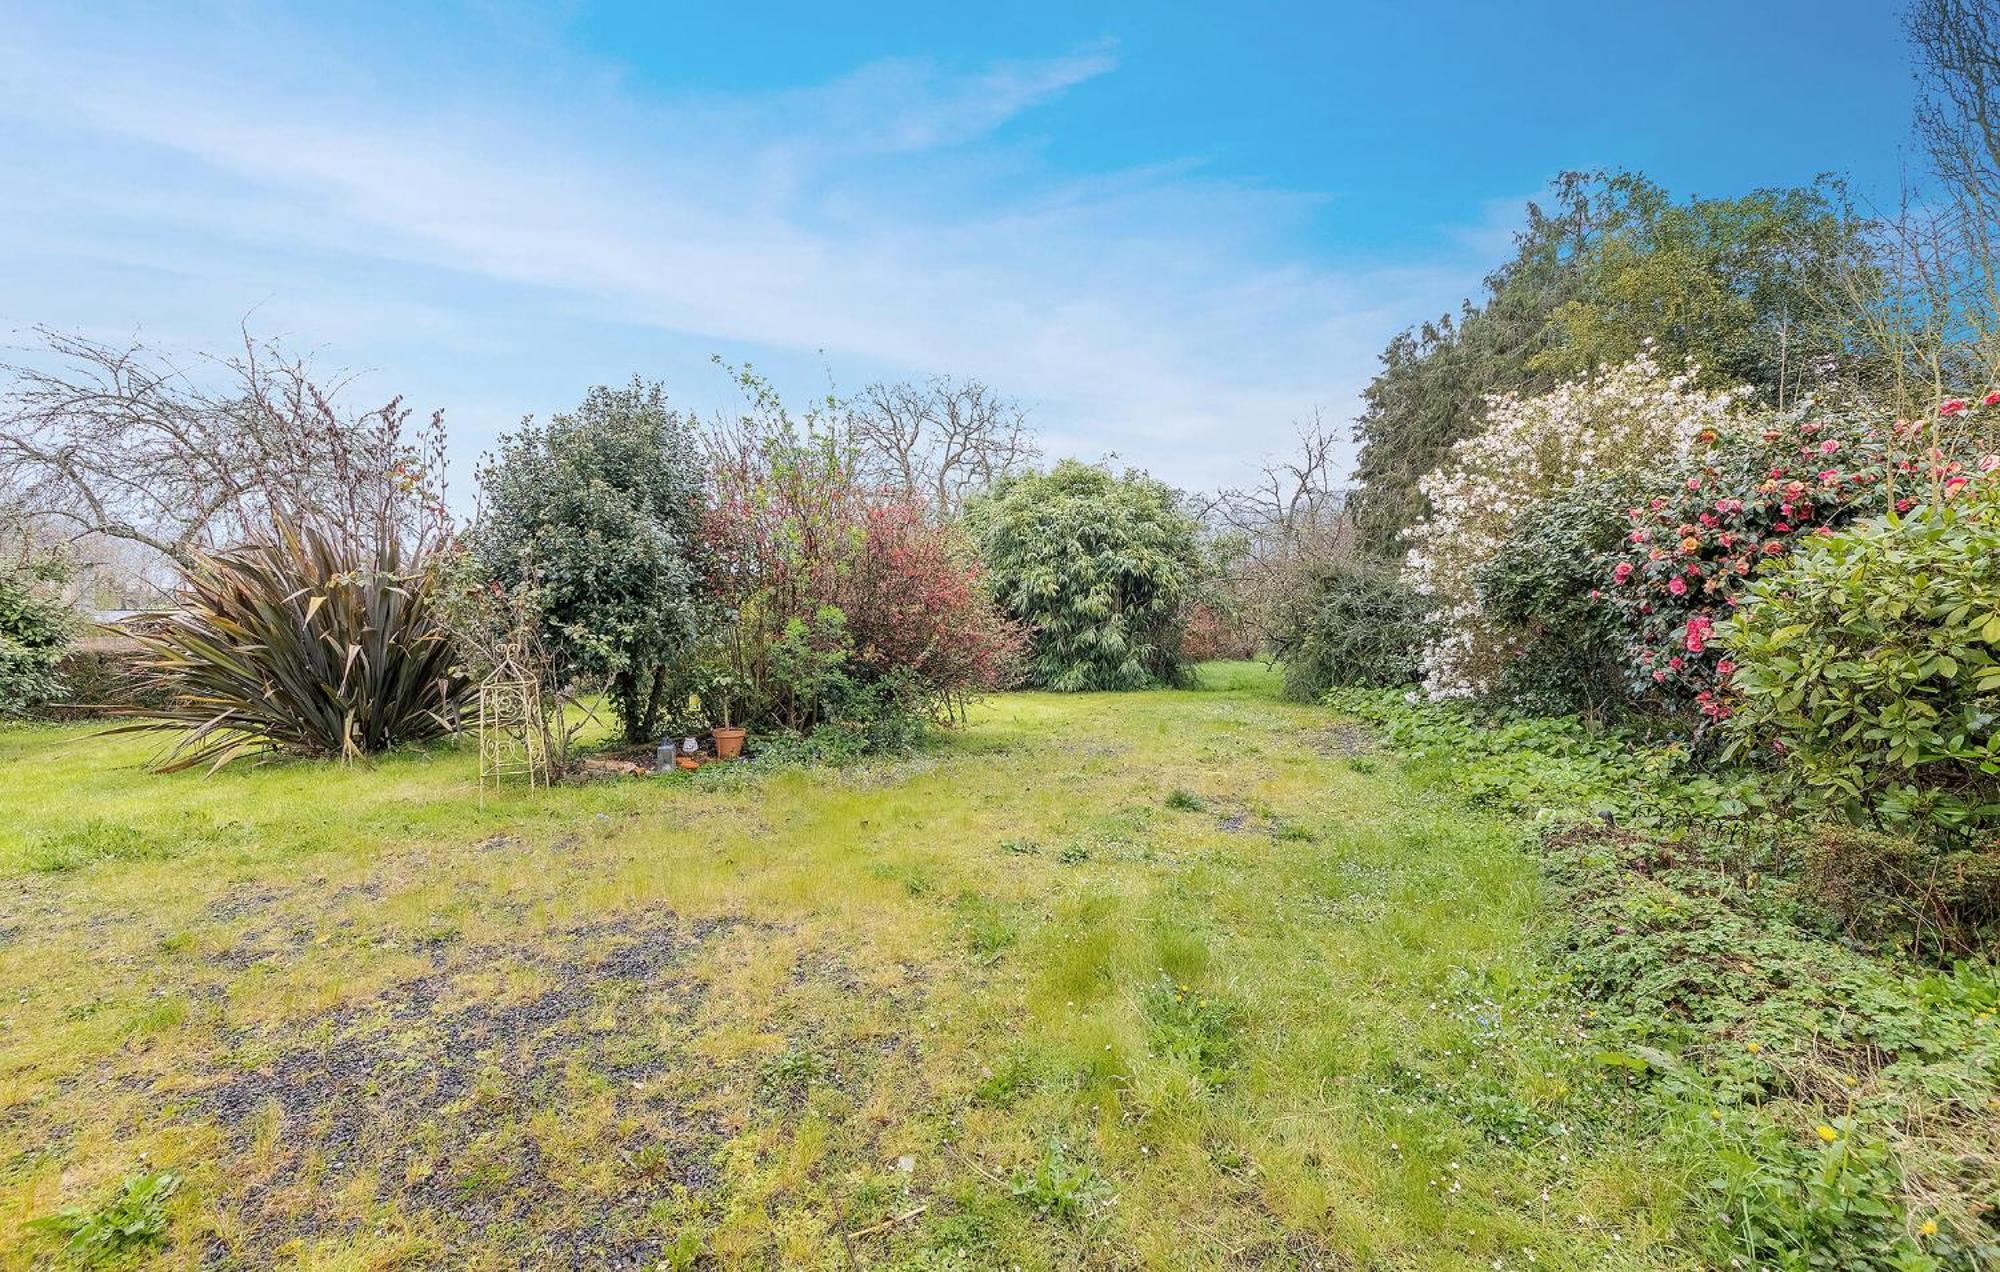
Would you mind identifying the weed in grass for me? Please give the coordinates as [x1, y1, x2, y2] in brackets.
[1008, 1145, 1111, 1224]
[1142, 974, 1244, 1084]
[759, 1045, 831, 1099]
[1056, 842, 1089, 865]
[998, 837, 1039, 855]
[1163, 788, 1205, 812]
[27, 1169, 181, 1266]
[954, 893, 1017, 958]
[974, 1048, 1043, 1106]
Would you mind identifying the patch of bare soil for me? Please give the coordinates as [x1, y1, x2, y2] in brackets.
[193, 912, 744, 1265]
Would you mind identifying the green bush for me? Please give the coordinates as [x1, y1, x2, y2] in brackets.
[112, 520, 469, 771]
[472, 380, 706, 744]
[1474, 473, 1632, 713]
[1269, 560, 1428, 698]
[1719, 477, 2000, 835]
[0, 552, 78, 717]
[965, 460, 1201, 691]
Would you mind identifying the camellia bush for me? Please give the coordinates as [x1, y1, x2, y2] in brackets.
[965, 460, 1202, 691]
[1720, 442, 2000, 835]
[1597, 409, 1943, 723]
[1406, 345, 1753, 698]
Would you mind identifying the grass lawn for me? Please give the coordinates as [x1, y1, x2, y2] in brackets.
[1, 663, 1689, 1268]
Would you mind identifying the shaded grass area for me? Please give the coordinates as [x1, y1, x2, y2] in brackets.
[4, 663, 1691, 1267]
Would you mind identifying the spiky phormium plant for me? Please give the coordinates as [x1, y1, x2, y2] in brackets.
[113, 520, 468, 771]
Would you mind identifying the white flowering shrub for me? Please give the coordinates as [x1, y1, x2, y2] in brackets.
[1405, 346, 1754, 698]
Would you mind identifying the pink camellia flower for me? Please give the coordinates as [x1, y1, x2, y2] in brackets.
[1717, 659, 1736, 677]
[1774, 522, 1792, 533]
[1945, 476, 1969, 496]
[1653, 669, 1668, 684]
[1669, 656, 1685, 670]
[1686, 476, 1702, 491]
[1762, 541, 1784, 556]
[1588, 588, 1602, 600]
[1819, 439, 1840, 456]
[1981, 455, 2000, 472]
[1716, 498, 1743, 515]
[1984, 391, 2000, 406]
[1897, 497, 1915, 512]
[1613, 561, 1634, 583]
[1650, 497, 1668, 511]
[1668, 576, 1688, 597]
[1685, 616, 1711, 654]
[1941, 398, 1968, 416]
[1817, 469, 1840, 484]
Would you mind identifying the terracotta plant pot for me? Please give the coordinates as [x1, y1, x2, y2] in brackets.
[712, 726, 747, 760]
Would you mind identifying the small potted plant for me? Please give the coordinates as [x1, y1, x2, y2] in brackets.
[708, 672, 748, 759]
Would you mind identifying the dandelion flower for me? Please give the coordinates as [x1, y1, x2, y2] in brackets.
[1816, 1125, 1839, 1143]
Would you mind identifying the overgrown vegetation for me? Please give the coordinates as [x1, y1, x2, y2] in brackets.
[1331, 686, 2000, 1267]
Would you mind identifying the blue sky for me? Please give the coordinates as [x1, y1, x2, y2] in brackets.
[0, 1, 1918, 498]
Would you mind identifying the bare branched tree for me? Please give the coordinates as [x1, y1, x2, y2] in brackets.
[1844, 0, 2000, 429]
[852, 376, 1037, 517]
[1201, 410, 1358, 649]
[0, 326, 450, 573]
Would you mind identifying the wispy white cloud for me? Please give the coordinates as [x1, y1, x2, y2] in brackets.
[0, 4, 1490, 491]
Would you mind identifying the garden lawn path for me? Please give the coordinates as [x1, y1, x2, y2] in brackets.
[0, 663, 1685, 1269]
